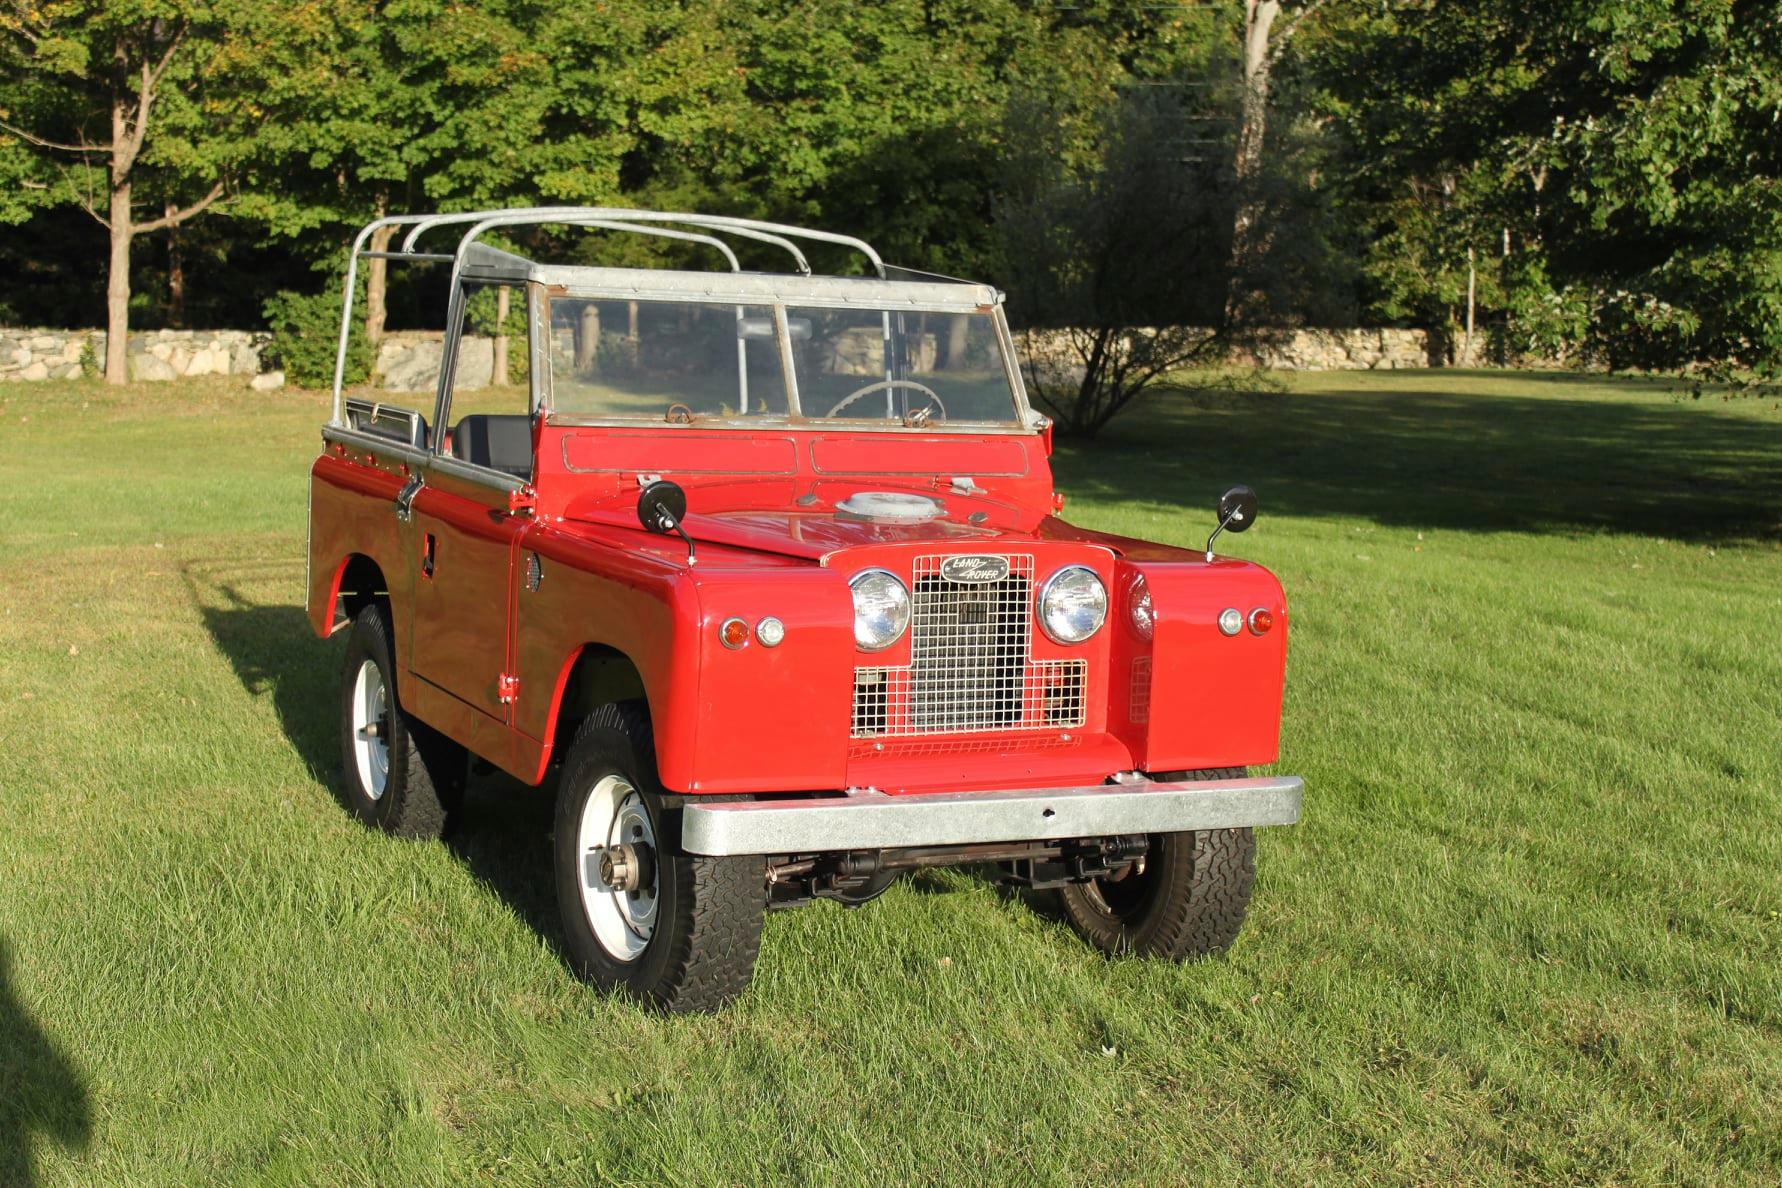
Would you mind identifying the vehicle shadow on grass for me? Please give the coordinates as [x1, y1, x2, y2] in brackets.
[1056, 380, 1782, 542]
[185, 568, 574, 958]
[0, 937, 92, 1187]
[447, 771, 568, 956]
[185, 567, 340, 786]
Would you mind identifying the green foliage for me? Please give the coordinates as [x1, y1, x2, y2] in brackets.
[1306, 0, 1782, 376]
[464, 287, 525, 339]
[262, 287, 366, 389]
[1, 0, 1777, 390]
[996, 72, 1350, 437]
[1496, 256, 1593, 363]
[78, 337, 98, 379]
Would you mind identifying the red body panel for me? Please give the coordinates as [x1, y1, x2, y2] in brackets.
[409, 467, 523, 715]
[308, 418, 1289, 796]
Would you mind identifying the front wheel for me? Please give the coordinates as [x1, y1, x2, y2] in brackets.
[1055, 767, 1257, 959]
[337, 605, 464, 839]
[553, 701, 765, 1012]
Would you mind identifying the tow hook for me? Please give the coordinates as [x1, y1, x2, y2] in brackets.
[594, 842, 654, 893]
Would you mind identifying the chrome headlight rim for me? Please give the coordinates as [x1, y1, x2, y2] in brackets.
[849, 568, 911, 652]
[1037, 564, 1109, 645]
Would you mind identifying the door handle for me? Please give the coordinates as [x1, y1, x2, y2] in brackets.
[394, 474, 423, 522]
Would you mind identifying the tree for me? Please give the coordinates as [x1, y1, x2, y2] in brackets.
[242, 0, 650, 348]
[0, 1, 271, 383]
[1306, 0, 1782, 377]
[995, 87, 1242, 437]
[1226, 0, 1327, 326]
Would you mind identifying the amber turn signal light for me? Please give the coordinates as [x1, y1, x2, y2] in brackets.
[719, 617, 750, 649]
[1248, 608, 1274, 635]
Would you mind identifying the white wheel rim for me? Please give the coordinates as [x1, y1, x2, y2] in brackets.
[577, 775, 659, 962]
[350, 659, 391, 800]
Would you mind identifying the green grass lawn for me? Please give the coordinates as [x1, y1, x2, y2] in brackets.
[1, 370, 1778, 1184]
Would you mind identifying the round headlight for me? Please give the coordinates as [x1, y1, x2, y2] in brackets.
[1127, 572, 1154, 641]
[1038, 565, 1108, 644]
[849, 569, 910, 651]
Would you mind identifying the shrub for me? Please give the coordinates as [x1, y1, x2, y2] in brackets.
[263, 287, 368, 389]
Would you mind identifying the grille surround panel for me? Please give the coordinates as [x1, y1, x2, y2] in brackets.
[851, 553, 1088, 739]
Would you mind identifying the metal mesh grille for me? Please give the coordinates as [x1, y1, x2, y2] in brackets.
[1129, 656, 1152, 725]
[849, 733, 1084, 761]
[851, 554, 1088, 738]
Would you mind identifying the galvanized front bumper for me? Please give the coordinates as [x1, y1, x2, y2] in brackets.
[679, 774, 1303, 857]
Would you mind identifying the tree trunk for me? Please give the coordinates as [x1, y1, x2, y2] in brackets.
[1463, 246, 1476, 366]
[493, 286, 510, 387]
[106, 196, 132, 384]
[1224, 0, 1281, 328]
[166, 201, 185, 328]
[105, 184, 132, 386]
[945, 314, 969, 370]
[365, 222, 396, 345]
[575, 304, 600, 371]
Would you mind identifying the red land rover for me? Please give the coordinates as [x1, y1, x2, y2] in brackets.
[306, 207, 1301, 1011]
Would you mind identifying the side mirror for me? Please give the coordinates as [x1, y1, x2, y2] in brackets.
[1205, 484, 1259, 561]
[637, 480, 696, 566]
[1217, 485, 1258, 533]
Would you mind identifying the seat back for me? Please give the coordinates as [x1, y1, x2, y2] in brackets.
[450, 414, 532, 479]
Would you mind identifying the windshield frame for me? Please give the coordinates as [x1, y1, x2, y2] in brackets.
[516, 268, 1038, 434]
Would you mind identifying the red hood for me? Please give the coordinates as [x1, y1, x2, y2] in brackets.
[567, 503, 1203, 565]
[571, 505, 1026, 561]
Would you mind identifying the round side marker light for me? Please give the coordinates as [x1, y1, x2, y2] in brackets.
[719, 617, 750, 649]
[1218, 607, 1244, 636]
[756, 616, 786, 648]
[1248, 608, 1274, 635]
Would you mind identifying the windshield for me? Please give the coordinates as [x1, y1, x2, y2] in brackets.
[545, 296, 1022, 426]
[786, 306, 1017, 424]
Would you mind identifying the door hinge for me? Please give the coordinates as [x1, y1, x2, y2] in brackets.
[497, 672, 520, 704]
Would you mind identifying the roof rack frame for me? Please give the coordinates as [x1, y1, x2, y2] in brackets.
[329, 207, 888, 419]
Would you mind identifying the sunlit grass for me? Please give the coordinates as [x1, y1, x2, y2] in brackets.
[0, 370, 1778, 1183]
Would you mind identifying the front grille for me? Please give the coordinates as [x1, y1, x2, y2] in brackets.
[851, 553, 1087, 738]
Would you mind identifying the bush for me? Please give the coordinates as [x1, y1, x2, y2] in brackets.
[1498, 257, 1595, 365]
[263, 287, 368, 389]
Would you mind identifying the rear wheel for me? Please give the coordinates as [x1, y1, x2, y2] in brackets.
[337, 605, 464, 839]
[553, 701, 765, 1012]
[1055, 767, 1256, 959]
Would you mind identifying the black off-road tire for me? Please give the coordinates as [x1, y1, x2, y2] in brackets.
[553, 701, 765, 1013]
[337, 605, 465, 839]
[1055, 767, 1256, 960]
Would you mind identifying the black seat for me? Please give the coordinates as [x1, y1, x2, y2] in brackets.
[450, 414, 532, 479]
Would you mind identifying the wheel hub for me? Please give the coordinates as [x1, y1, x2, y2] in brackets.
[576, 776, 661, 962]
[594, 841, 655, 893]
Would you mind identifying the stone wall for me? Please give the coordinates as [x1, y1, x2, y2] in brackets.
[1014, 326, 1431, 383]
[1250, 327, 1430, 370]
[0, 328, 268, 383]
[375, 331, 502, 393]
[2, 324, 1431, 389]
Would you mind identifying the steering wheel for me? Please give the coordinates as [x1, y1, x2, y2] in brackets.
[823, 379, 946, 423]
